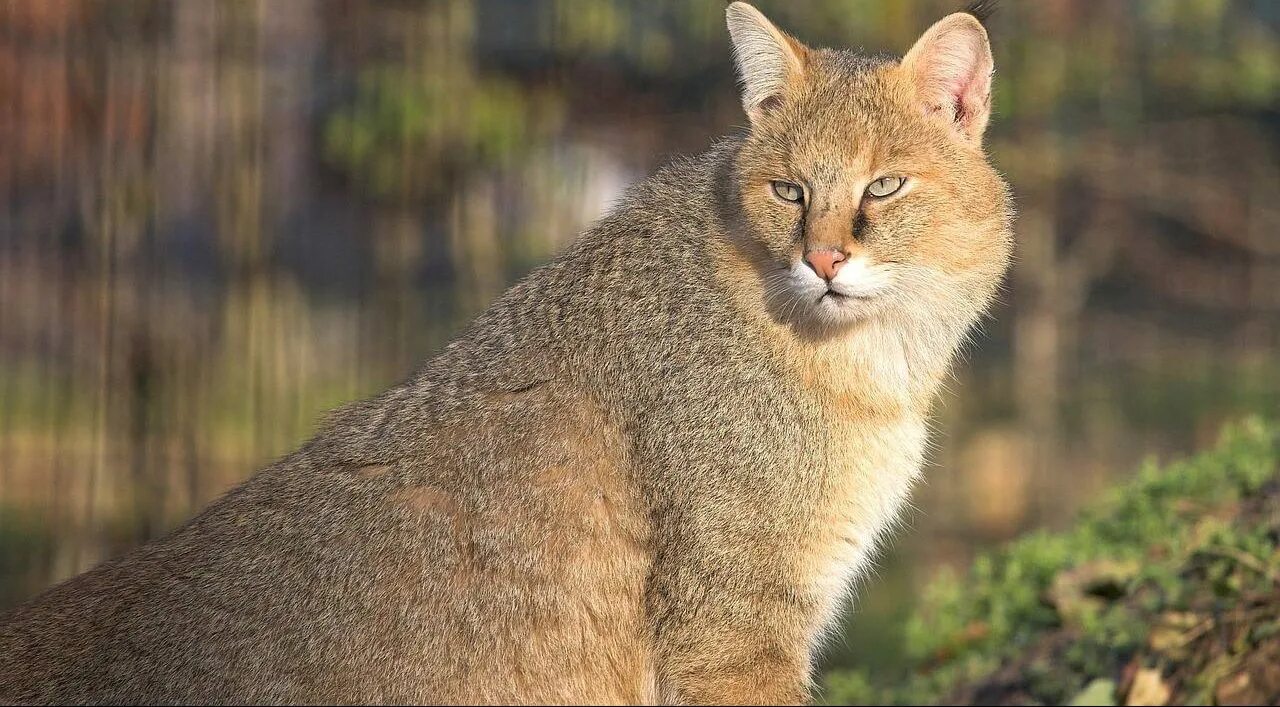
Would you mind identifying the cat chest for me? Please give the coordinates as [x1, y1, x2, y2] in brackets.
[800, 415, 929, 597]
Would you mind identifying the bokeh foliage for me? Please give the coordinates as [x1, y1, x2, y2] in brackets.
[1, 0, 1278, 691]
[825, 418, 1280, 704]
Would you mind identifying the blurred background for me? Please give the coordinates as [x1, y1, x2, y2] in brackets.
[1, 0, 1278, 681]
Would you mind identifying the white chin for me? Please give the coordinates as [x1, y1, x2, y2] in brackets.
[813, 290, 881, 321]
[771, 260, 896, 330]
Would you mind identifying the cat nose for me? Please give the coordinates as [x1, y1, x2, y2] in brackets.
[804, 249, 846, 281]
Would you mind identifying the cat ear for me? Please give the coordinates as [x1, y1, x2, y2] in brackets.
[901, 12, 994, 144]
[726, 2, 808, 123]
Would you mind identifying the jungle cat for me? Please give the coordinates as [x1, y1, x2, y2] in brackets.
[0, 3, 1011, 704]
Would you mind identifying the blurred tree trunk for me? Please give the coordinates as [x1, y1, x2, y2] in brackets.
[1014, 201, 1063, 521]
[371, 206, 426, 378]
[448, 179, 503, 318]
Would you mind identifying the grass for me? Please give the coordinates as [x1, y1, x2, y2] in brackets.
[822, 417, 1279, 705]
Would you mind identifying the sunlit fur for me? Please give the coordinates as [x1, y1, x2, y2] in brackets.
[0, 5, 1012, 706]
[732, 45, 1010, 342]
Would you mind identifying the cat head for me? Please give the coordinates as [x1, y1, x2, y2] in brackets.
[725, 2, 1012, 337]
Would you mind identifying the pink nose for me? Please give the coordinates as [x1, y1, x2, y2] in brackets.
[805, 249, 846, 281]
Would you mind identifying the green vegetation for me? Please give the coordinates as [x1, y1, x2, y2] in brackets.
[823, 418, 1280, 705]
[324, 67, 563, 201]
[0, 510, 54, 609]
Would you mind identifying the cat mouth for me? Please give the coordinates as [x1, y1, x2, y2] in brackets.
[820, 288, 872, 302]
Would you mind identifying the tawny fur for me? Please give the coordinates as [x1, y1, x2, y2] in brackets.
[0, 4, 1012, 705]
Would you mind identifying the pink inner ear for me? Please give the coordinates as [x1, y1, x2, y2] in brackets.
[948, 63, 987, 127]
[911, 23, 993, 138]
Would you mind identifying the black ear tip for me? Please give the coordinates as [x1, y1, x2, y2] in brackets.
[964, 0, 998, 25]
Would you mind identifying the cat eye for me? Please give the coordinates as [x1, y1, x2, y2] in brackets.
[771, 180, 804, 204]
[866, 176, 905, 198]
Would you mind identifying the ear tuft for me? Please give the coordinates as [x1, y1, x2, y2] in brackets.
[726, 2, 807, 123]
[963, 0, 998, 26]
[901, 12, 994, 143]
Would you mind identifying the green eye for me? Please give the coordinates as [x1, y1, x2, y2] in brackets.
[866, 176, 905, 198]
[771, 180, 804, 204]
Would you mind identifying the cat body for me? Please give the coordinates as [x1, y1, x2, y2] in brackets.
[0, 4, 1011, 704]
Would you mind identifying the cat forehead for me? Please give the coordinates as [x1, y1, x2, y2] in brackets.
[779, 59, 925, 171]
[811, 48, 897, 80]
[801, 52, 912, 126]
